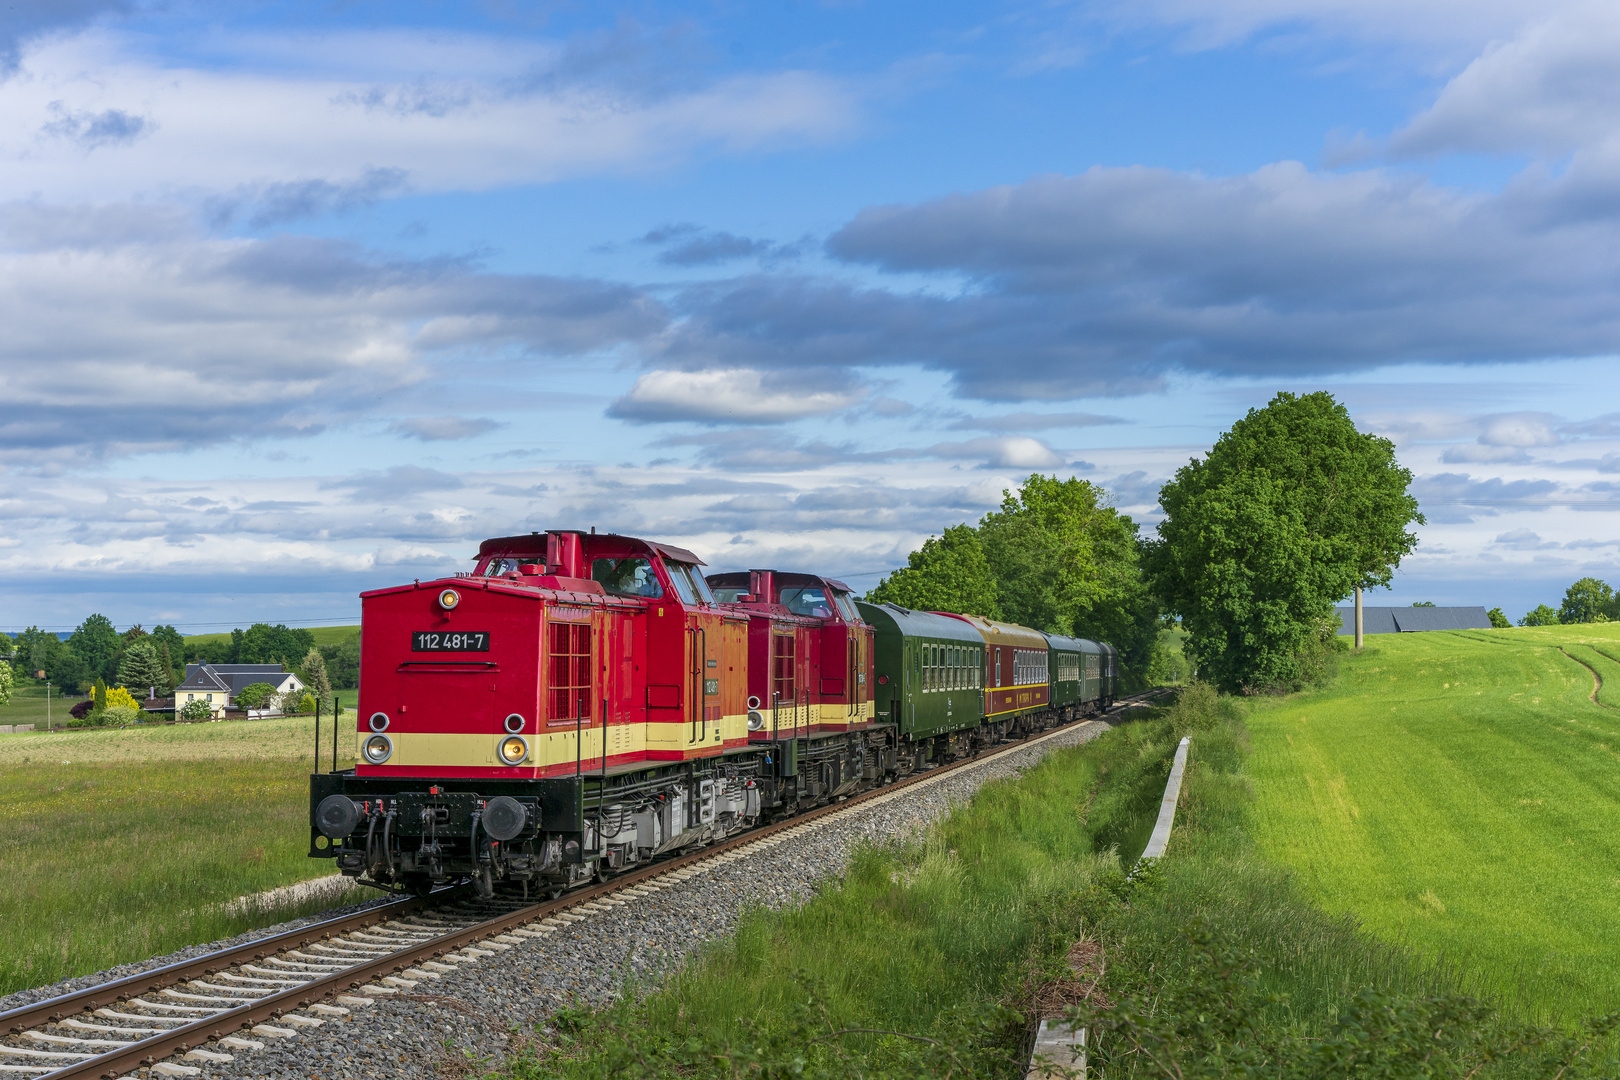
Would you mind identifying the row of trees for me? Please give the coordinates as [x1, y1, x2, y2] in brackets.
[1518, 578, 1620, 627]
[2, 619, 359, 699]
[869, 393, 1428, 695]
[866, 476, 1168, 688]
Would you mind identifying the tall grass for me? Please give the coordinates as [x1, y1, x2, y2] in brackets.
[0, 718, 365, 997]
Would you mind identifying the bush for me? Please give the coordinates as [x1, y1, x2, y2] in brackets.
[233, 682, 278, 709]
[101, 704, 141, 726]
[69, 699, 94, 720]
[106, 685, 141, 710]
[179, 699, 213, 722]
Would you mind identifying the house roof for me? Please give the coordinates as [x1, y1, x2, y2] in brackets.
[178, 664, 303, 694]
[1335, 606, 1494, 634]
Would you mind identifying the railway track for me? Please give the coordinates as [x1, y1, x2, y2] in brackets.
[1, 690, 1169, 1079]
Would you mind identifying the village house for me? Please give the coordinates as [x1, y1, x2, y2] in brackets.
[175, 663, 305, 717]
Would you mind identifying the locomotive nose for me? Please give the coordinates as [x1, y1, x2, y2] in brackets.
[315, 794, 361, 839]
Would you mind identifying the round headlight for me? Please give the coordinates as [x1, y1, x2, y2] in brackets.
[503, 713, 526, 734]
[363, 733, 393, 764]
[438, 588, 460, 610]
[747, 709, 765, 731]
[368, 711, 390, 732]
[499, 735, 528, 765]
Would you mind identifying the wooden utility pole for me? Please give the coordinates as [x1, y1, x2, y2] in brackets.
[1354, 586, 1364, 650]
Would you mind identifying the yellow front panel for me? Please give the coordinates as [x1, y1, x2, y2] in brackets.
[373, 731, 497, 768]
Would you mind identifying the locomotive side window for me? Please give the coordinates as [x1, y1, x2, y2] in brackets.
[547, 622, 593, 721]
[688, 568, 716, 604]
[773, 634, 796, 703]
[831, 590, 857, 620]
[592, 557, 664, 599]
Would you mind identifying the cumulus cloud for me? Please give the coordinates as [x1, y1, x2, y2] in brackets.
[928, 436, 1064, 468]
[3, 31, 859, 206]
[1385, 6, 1620, 159]
[0, 205, 665, 464]
[390, 416, 501, 441]
[608, 368, 865, 424]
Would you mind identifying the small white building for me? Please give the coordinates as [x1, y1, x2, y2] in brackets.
[176, 663, 305, 718]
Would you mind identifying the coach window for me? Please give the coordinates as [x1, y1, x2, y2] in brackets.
[592, 557, 664, 599]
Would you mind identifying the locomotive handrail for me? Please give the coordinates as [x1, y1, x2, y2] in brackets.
[396, 660, 498, 669]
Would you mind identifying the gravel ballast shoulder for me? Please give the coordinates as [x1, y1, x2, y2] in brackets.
[47, 718, 1118, 1080]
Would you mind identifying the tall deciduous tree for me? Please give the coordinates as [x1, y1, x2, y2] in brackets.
[1145, 392, 1424, 693]
[867, 525, 1001, 618]
[868, 475, 1163, 687]
[69, 614, 121, 683]
[1520, 604, 1560, 627]
[1559, 578, 1613, 624]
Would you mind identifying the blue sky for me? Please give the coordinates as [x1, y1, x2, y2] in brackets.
[4, 0, 1620, 632]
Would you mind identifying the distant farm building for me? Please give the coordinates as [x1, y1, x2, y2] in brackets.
[1335, 607, 1493, 635]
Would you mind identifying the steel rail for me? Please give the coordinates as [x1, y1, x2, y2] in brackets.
[24, 690, 1167, 1080]
[0, 894, 430, 1035]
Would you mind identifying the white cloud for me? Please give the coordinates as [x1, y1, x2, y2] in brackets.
[608, 368, 865, 424]
[929, 436, 1063, 468]
[0, 30, 859, 207]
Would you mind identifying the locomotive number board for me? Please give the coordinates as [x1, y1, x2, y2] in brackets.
[412, 631, 491, 651]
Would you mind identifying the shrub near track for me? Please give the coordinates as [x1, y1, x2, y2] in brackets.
[0, 716, 364, 997]
[1245, 624, 1620, 1024]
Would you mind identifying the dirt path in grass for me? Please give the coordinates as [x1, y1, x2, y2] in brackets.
[1559, 647, 1609, 707]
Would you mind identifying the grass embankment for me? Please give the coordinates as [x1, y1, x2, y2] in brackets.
[180, 624, 360, 649]
[0, 716, 363, 997]
[1247, 623, 1620, 1023]
[504, 672, 1620, 1079]
[500, 717, 1184, 1078]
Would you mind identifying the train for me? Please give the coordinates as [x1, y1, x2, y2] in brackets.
[309, 530, 1120, 897]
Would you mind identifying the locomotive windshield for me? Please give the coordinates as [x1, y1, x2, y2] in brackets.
[483, 557, 523, 576]
[591, 557, 664, 598]
[666, 563, 714, 605]
[781, 587, 833, 617]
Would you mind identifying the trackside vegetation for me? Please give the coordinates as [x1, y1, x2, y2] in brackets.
[490, 681, 1620, 1079]
[0, 716, 364, 996]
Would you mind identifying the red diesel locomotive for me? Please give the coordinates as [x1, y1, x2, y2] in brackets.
[310, 530, 1115, 897]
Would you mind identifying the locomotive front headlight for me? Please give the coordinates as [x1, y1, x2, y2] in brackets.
[437, 587, 460, 610]
[499, 735, 529, 765]
[747, 710, 765, 731]
[363, 733, 393, 764]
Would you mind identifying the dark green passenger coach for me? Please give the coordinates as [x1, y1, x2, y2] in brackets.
[857, 601, 985, 741]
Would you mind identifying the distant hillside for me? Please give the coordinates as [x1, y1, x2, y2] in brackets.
[182, 624, 360, 648]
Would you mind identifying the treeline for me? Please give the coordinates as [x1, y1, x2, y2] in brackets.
[871, 393, 1426, 695]
[2, 618, 358, 698]
[866, 475, 1168, 689]
[1518, 577, 1620, 627]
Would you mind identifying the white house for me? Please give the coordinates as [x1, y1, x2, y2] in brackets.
[176, 663, 305, 718]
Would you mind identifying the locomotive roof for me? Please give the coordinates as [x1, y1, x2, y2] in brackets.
[476, 532, 706, 566]
[855, 601, 984, 643]
[707, 570, 856, 593]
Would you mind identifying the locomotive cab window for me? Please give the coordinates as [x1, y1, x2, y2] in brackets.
[483, 557, 522, 576]
[592, 557, 664, 599]
[781, 587, 833, 617]
[666, 563, 699, 605]
[832, 590, 857, 620]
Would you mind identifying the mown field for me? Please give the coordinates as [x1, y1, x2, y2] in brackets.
[0, 715, 364, 997]
[180, 624, 360, 650]
[1247, 622, 1620, 1023]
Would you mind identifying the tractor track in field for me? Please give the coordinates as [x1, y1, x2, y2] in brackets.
[1558, 647, 1611, 708]
[1, 691, 1168, 1080]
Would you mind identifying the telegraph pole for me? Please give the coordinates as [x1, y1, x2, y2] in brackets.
[1354, 586, 1364, 650]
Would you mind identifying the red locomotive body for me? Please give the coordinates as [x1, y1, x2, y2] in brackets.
[705, 570, 874, 742]
[311, 531, 895, 897]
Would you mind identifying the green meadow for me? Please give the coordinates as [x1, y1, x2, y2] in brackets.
[1247, 622, 1620, 1023]
[0, 715, 363, 997]
[180, 624, 360, 650]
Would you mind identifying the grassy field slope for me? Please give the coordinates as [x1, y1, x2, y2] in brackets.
[1247, 623, 1620, 1022]
[181, 624, 359, 649]
[0, 716, 363, 996]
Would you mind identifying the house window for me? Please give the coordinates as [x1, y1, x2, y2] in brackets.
[186, 694, 194, 701]
[547, 622, 593, 721]
[773, 634, 796, 703]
